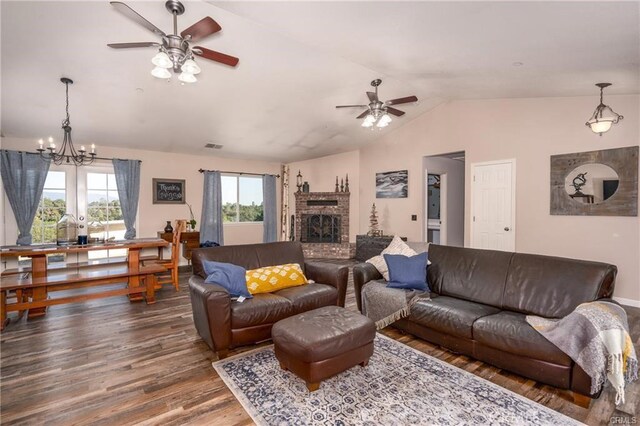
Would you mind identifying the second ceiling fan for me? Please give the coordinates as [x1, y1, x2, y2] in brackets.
[108, 0, 239, 83]
[336, 79, 418, 128]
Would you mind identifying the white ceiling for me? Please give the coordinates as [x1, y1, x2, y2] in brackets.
[2, 1, 638, 162]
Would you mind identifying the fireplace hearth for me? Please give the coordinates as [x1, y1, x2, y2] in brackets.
[301, 214, 341, 243]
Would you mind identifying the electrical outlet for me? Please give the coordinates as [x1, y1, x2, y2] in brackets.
[411, 214, 417, 221]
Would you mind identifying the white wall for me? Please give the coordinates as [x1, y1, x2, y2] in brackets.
[1, 137, 281, 264]
[423, 155, 465, 246]
[358, 95, 639, 304]
[287, 150, 360, 242]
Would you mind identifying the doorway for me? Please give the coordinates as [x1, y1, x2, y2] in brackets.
[470, 159, 516, 251]
[423, 151, 465, 246]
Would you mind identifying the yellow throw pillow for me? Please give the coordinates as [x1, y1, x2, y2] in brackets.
[245, 263, 308, 295]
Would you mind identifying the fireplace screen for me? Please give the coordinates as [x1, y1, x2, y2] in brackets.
[301, 214, 341, 243]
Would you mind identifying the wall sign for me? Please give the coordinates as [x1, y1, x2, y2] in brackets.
[152, 178, 186, 204]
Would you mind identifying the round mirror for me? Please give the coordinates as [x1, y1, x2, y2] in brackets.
[564, 163, 619, 204]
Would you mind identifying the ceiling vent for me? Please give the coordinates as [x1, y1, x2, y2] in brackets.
[204, 143, 223, 149]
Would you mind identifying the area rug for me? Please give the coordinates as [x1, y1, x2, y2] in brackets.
[213, 334, 582, 425]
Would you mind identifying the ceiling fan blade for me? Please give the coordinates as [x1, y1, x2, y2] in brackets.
[386, 107, 405, 117]
[385, 95, 418, 106]
[336, 105, 367, 109]
[110, 2, 165, 37]
[181, 17, 222, 42]
[356, 110, 371, 119]
[107, 42, 160, 49]
[192, 46, 239, 67]
[366, 91, 378, 102]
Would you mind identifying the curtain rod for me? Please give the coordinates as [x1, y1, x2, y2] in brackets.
[198, 168, 280, 178]
[1, 150, 142, 163]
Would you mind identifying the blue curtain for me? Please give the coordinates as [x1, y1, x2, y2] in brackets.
[112, 159, 140, 239]
[201, 171, 224, 245]
[263, 174, 277, 243]
[0, 150, 50, 245]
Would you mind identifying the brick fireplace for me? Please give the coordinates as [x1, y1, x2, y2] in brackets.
[295, 192, 354, 259]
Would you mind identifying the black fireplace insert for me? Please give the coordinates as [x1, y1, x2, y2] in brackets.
[301, 214, 341, 243]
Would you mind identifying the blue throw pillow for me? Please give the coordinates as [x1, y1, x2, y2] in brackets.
[384, 252, 430, 291]
[203, 260, 252, 298]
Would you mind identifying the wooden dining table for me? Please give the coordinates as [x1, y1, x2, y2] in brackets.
[0, 238, 169, 318]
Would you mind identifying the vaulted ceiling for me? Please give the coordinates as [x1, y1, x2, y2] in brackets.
[1, 1, 638, 162]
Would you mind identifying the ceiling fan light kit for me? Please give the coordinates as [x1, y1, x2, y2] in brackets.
[108, 0, 238, 84]
[336, 79, 417, 129]
[586, 83, 623, 136]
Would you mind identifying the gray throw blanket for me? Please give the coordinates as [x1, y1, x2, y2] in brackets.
[361, 280, 430, 330]
[526, 301, 638, 405]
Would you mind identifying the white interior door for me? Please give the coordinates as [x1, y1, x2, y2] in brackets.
[471, 160, 515, 251]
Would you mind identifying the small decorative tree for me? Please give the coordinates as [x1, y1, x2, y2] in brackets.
[368, 203, 381, 236]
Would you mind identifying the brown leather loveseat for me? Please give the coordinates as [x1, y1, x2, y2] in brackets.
[353, 244, 617, 405]
[189, 241, 348, 359]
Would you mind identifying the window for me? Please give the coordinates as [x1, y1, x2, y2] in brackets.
[31, 171, 66, 244]
[86, 172, 124, 240]
[86, 171, 126, 260]
[221, 175, 263, 222]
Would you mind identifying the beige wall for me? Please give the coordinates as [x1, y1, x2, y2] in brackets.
[287, 150, 360, 242]
[358, 95, 639, 304]
[1, 137, 281, 264]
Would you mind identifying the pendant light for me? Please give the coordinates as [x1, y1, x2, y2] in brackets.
[585, 83, 624, 136]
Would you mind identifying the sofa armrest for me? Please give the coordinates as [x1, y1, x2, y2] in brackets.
[188, 275, 232, 356]
[304, 261, 349, 307]
[353, 262, 383, 312]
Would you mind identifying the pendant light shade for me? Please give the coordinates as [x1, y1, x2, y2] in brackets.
[182, 59, 201, 75]
[586, 83, 623, 136]
[178, 72, 197, 83]
[151, 66, 172, 79]
[151, 51, 172, 68]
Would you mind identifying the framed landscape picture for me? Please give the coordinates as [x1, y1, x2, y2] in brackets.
[376, 170, 408, 198]
[152, 178, 186, 204]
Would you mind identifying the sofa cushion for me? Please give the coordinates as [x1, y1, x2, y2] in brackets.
[231, 293, 294, 329]
[408, 295, 500, 339]
[427, 244, 512, 309]
[501, 253, 617, 318]
[473, 311, 572, 366]
[245, 263, 307, 295]
[275, 283, 338, 314]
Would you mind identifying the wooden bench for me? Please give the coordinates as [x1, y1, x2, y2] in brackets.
[0, 263, 166, 331]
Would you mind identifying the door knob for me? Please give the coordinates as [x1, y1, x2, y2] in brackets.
[504, 227, 510, 231]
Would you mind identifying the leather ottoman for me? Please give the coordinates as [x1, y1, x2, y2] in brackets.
[272, 305, 376, 392]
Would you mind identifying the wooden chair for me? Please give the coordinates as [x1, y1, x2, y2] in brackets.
[142, 225, 181, 291]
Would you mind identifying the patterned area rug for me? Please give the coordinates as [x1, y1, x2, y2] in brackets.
[213, 334, 581, 425]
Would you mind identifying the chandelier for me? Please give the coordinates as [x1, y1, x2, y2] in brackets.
[37, 78, 97, 166]
[585, 83, 624, 136]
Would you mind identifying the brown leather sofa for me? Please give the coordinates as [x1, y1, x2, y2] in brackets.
[353, 244, 617, 405]
[189, 241, 349, 359]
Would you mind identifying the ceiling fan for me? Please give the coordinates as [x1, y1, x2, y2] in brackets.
[107, 0, 239, 83]
[336, 79, 418, 128]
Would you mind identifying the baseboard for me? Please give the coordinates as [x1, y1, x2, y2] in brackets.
[613, 297, 640, 308]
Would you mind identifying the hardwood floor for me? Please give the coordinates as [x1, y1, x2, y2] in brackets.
[1, 264, 638, 425]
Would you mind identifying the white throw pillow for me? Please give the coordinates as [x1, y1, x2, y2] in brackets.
[405, 241, 432, 265]
[366, 235, 417, 281]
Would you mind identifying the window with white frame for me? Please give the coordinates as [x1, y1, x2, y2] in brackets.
[221, 175, 264, 223]
[31, 170, 66, 244]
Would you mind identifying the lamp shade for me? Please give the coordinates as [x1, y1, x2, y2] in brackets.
[151, 51, 173, 68]
[182, 59, 201, 75]
[151, 66, 171, 79]
[178, 72, 197, 83]
[588, 120, 613, 134]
